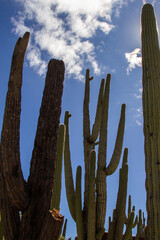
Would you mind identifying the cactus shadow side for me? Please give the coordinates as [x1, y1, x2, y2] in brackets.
[0, 32, 65, 240]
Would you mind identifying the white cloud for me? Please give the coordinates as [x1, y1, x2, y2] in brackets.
[135, 107, 143, 126]
[125, 48, 142, 75]
[12, 0, 129, 79]
[134, 87, 142, 99]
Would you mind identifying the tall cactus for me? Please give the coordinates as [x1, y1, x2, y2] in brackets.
[64, 70, 126, 240]
[141, 4, 160, 239]
[0, 32, 65, 240]
[107, 148, 129, 240]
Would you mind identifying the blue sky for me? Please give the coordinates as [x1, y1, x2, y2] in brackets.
[0, 0, 160, 238]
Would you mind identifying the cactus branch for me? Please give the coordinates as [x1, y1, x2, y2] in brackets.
[64, 111, 76, 222]
[1, 32, 30, 210]
[105, 104, 126, 176]
[76, 166, 84, 240]
[51, 124, 66, 210]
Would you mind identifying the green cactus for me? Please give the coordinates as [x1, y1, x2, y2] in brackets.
[135, 210, 146, 240]
[124, 196, 138, 240]
[107, 148, 129, 240]
[141, 3, 160, 239]
[64, 70, 126, 240]
[51, 124, 66, 210]
[123, 211, 135, 240]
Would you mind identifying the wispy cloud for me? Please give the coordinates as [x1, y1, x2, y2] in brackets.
[134, 87, 142, 99]
[12, 0, 129, 80]
[135, 107, 143, 126]
[125, 48, 142, 75]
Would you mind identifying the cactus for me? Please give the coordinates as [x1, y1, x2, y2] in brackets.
[64, 70, 126, 240]
[124, 196, 138, 240]
[0, 213, 3, 240]
[0, 32, 65, 240]
[135, 210, 146, 240]
[107, 148, 129, 240]
[51, 124, 66, 210]
[141, 4, 160, 239]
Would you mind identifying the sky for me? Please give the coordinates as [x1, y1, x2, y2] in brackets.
[0, 0, 160, 238]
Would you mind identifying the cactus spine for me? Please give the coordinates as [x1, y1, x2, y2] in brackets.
[141, 4, 160, 239]
[64, 70, 126, 240]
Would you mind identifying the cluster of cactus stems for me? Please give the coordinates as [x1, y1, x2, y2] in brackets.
[64, 69, 126, 240]
[0, 32, 65, 240]
[141, 3, 160, 239]
[2, 3, 159, 239]
[107, 194, 145, 240]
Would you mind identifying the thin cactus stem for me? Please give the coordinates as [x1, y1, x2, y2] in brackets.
[76, 166, 84, 240]
[114, 148, 128, 240]
[135, 210, 142, 240]
[64, 111, 76, 222]
[51, 124, 66, 210]
[87, 150, 96, 240]
[106, 148, 128, 240]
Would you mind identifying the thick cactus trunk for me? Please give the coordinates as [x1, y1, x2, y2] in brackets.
[0, 32, 65, 240]
[141, 4, 160, 239]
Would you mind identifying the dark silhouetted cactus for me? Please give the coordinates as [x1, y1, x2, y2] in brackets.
[0, 32, 65, 240]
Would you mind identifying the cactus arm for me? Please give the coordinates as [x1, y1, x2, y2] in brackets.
[96, 74, 111, 232]
[87, 150, 96, 240]
[105, 104, 126, 175]
[123, 211, 135, 240]
[114, 148, 128, 240]
[135, 210, 142, 240]
[127, 195, 131, 222]
[90, 79, 105, 142]
[125, 195, 138, 232]
[0, 32, 30, 210]
[83, 69, 93, 140]
[75, 166, 84, 240]
[64, 111, 76, 221]
[51, 124, 66, 210]
[107, 209, 116, 240]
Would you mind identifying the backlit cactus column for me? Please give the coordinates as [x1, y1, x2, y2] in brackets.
[141, 4, 160, 239]
[0, 32, 65, 240]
